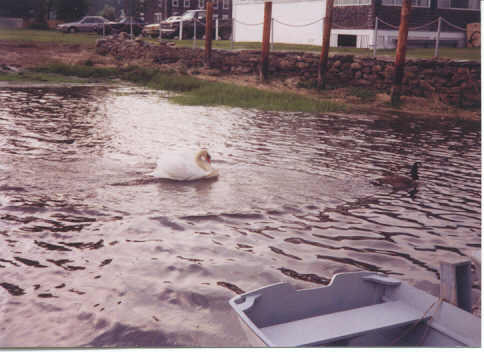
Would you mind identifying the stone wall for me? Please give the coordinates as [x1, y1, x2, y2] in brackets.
[96, 34, 481, 108]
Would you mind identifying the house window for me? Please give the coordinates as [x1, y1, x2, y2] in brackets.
[184, 0, 190, 7]
[438, 0, 479, 10]
[223, 0, 229, 9]
[334, 0, 371, 5]
[213, 0, 219, 9]
[382, 0, 430, 7]
[198, 0, 204, 8]
[172, 0, 179, 7]
[338, 34, 357, 47]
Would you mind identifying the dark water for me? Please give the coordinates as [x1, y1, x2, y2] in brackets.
[0, 86, 480, 347]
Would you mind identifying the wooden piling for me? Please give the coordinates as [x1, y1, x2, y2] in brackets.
[317, 0, 334, 89]
[205, 1, 214, 66]
[260, 1, 272, 81]
[434, 16, 442, 58]
[440, 259, 473, 312]
[390, 0, 411, 106]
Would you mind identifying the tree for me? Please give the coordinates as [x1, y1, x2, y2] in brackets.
[98, 5, 116, 20]
[0, 0, 36, 18]
[55, 0, 90, 21]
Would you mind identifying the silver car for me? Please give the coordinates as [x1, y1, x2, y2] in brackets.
[57, 16, 109, 33]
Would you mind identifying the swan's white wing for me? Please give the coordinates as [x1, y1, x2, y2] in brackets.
[150, 150, 211, 181]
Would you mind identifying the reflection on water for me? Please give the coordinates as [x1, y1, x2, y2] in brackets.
[0, 86, 480, 347]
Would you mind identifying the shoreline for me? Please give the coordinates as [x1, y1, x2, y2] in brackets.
[0, 40, 480, 121]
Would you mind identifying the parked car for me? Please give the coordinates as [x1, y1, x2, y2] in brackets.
[57, 16, 109, 33]
[97, 17, 145, 36]
[160, 10, 232, 40]
[142, 16, 181, 38]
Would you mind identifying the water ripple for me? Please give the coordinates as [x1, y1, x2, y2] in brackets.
[0, 86, 479, 347]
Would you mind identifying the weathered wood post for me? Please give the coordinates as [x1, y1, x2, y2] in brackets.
[317, 0, 334, 89]
[205, 0, 214, 66]
[193, 17, 197, 48]
[373, 17, 379, 57]
[390, 0, 411, 106]
[434, 16, 442, 58]
[231, 18, 235, 49]
[159, 17, 162, 42]
[260, 1, 272, 81]
[440, 259, 473, 312]
[270, 17, 274, 51]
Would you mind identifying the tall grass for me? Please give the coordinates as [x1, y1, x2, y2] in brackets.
[33, 63, 345, 113]
[172, 81, 343, 113]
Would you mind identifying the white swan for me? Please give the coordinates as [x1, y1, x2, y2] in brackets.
[150, 149, 219, 181]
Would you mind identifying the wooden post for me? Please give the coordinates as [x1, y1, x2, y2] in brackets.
[179, 20, 183, 40]
[373, 17, 378, 57]
[440, 259, 473, 313]
[159, 17, 162, 42]
[193, 17, 197, 48]
[390, 0, 411, 106]
[260, 1, 272, 81]
[231, 18, 235, 49]
[317, 0, 334, 89]
[216, 17, 219, 40]
[434, 16, 441, 58]
[270, 17, 274, 51]
[205, 1, 214, 66]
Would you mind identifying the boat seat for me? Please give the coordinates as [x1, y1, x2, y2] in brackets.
[260, 300, 430, 347]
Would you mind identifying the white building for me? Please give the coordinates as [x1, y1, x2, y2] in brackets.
[232, 0, 480, 49]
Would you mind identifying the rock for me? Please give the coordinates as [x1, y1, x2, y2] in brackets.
[279, 59, 292, 70]
[119, 32, 130, 40]
[296, 62, 308, 69]
[351, 62, 362, 70]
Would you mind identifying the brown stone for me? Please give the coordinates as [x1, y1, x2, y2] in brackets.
[351, 62, 362, 70]
[372, 65, 382, 73]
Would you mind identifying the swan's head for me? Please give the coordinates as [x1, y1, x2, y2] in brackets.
[196, 149, 213, 171]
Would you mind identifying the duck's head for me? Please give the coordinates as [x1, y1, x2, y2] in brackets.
[411, 162, 421, 180]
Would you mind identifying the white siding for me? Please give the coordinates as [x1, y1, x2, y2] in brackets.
[233, 0, 468, 48]
[233, 0, 325, 45]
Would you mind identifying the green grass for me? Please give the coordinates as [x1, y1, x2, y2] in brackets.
[1, 29, 479, 60]
[171, 81, 344, 112]
[0, 71, 91, 83]
[31, 63, 345, 113]
[0, 28, 98, 45]
[348, 87, 377, 101]
[168, 39, 480, 61]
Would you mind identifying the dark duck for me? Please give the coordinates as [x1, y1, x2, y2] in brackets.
[371, 162, 421, 190]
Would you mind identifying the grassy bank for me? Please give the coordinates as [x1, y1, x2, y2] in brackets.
[24, 63, 346, 113]
[1, 29, 480, 61]
[0, 29, 97, 46]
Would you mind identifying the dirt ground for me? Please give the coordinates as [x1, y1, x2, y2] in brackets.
[0, 40, 480, 121]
